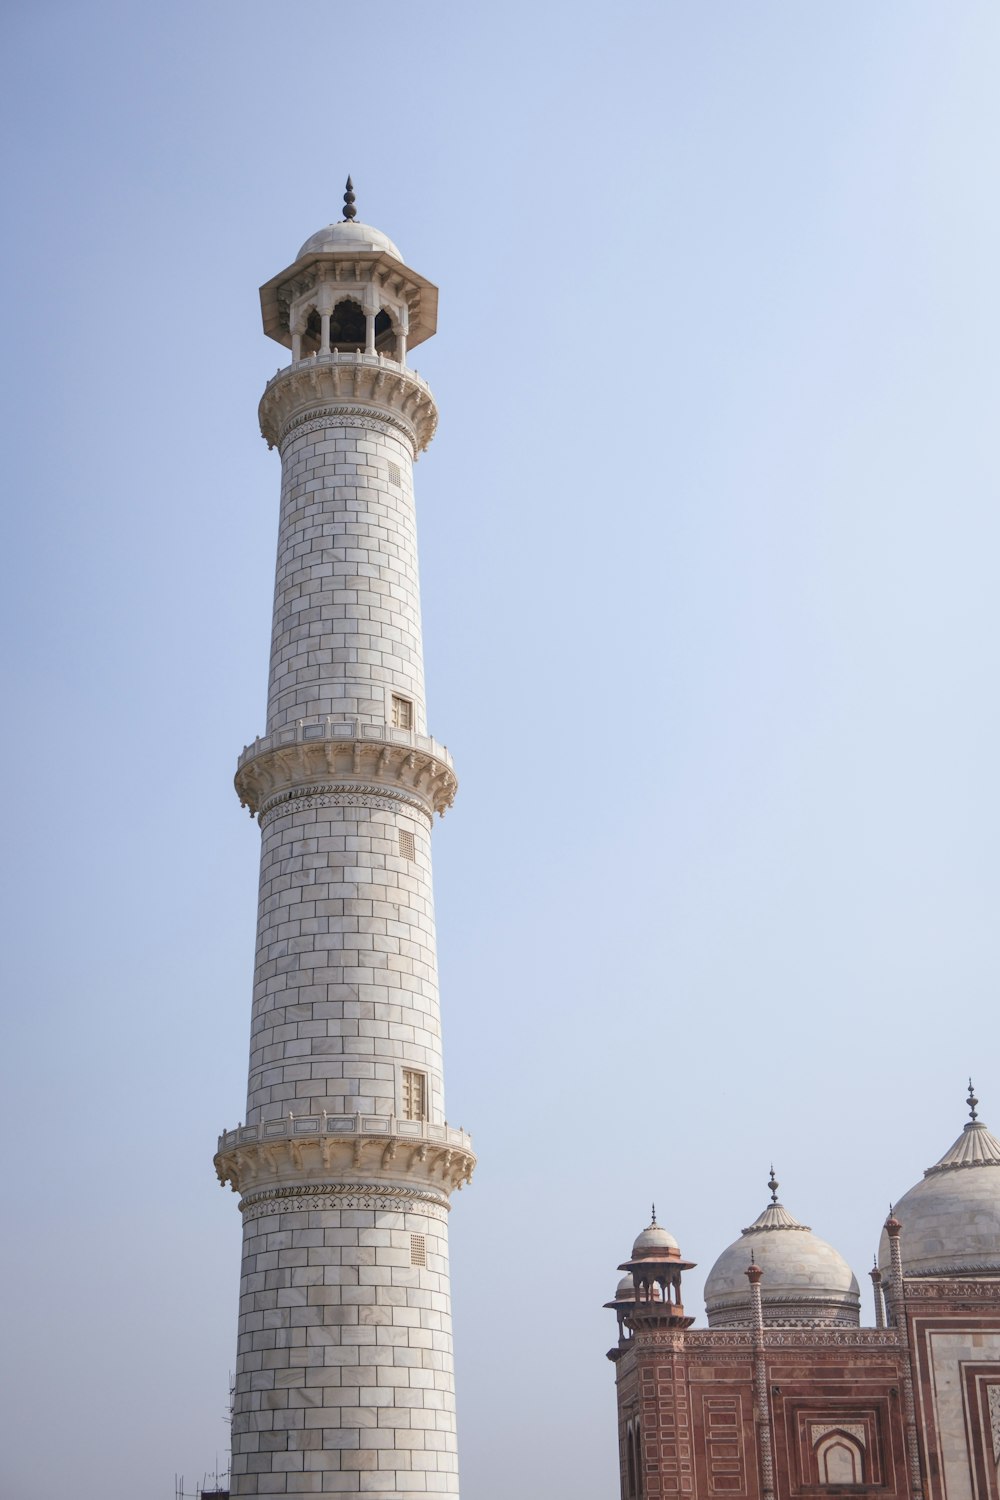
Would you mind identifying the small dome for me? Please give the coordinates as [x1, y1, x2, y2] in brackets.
[878, 1090, 1000, 1279]
[297, 220, 402, 262]
[614, 1275, 636, 1302]
[631, 1220, 679, 1258]
[705, 1175, 860, 1328]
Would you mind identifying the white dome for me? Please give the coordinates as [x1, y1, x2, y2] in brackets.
[614, 1275, 636, 1301]
[878, 1115, 1000, 1279]
[297, 220, 402, 262]
[631, 1221, 679, 1257]
[705, 1195, 860, 1328]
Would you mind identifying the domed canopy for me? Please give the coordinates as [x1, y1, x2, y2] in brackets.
[878, 1084, 1000, 1279]
[259, 180, 438, 356]
[297, 220, 403, 262]
[704, 1171, 860, 1328]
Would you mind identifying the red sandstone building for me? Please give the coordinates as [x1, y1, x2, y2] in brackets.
[606, 1087, 1000, 1500]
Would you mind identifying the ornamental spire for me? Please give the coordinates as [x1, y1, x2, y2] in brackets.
[768, 1165, 779, 1204]
[968, 1078, 979, 1122]
[342, 174, 357, 222]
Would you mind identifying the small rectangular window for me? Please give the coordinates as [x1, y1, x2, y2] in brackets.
[399, 829, 415, 861]
[402, 1068, 427, 1122]
[388, 461, 401, 487]
[391, 694, 413, 730]
[410, 1233, 426, 1267]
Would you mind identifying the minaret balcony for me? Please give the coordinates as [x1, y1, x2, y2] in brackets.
[258, 349, 438, 452]
[235, 717, 457, 822]
[214, 1112, 476, 1199]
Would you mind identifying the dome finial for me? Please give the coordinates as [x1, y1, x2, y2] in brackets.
[768, 1166, 779, 1204]
[968, 1078, 979, 1122]
[343, 175, 357, 222]
[650, 1203, 657, 1226]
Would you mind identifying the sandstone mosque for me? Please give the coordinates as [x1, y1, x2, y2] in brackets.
[605, 1086, 1000, 1500]
[212, 186, 1000, 1500]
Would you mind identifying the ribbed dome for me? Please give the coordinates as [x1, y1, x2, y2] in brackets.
[705, 1176, 860, 1328]
[878, 1094, 1000, 1279]
[297, 220, 402, 262]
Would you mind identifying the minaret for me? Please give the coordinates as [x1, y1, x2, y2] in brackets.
[215, 182, 475, 1499]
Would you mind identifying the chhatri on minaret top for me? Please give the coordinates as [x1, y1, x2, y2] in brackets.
[258, 176, 438, 379]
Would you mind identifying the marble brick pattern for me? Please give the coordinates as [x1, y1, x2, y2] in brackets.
[245, 798, 443, 1127]
[266, 426, 425, 736]
[228, 387, 466, 1497]
[230, 1200, 459, 1496]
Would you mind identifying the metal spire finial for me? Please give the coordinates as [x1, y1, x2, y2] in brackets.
[650, 1203, 657, 1226]
[968, 1079, 979, 1122]
[343, 175, 357, 222]
[768, 1166, 779, 1204]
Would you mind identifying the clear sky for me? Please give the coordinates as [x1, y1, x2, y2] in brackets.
[3, 3, 1000, 1497]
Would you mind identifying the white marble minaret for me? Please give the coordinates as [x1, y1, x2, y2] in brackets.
[215, 180, 475, 1498]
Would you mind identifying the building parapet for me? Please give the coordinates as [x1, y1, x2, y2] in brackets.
[217, 1112, 472, 1155]
[237, 718, 453, 774]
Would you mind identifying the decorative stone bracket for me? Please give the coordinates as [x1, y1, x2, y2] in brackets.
[214, 1113, 476, 1199]
[235, 720, 457, 822]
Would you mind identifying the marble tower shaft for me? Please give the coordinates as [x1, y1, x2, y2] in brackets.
[215, 201, 474, 1499]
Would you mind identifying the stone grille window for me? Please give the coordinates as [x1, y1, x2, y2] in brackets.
[410, 1234, 427, 1267]
[399, 829, 415, 861]
[391, 694, 413, 730]
[402, 1068, 427, 1122]
[388, 461, 401, 487]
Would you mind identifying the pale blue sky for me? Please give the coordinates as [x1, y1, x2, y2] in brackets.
[3, 4, 1000, 1497]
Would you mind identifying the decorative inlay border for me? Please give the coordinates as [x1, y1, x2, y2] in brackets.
[257, 783, 431, 828]
[903, 1276, 1000, 1296]
[683, 1329, 903, 1347]
[240, 1181, 450, 1221]
[989, 1384, 1000, 1462]
[281, 406, 412, 451]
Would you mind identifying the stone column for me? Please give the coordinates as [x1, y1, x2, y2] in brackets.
[216, 341, 473, 1497]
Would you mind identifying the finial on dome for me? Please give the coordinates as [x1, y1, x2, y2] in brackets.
[768, 1166, 779, 1204]
[968, 1078, 979, 1122]
[343, 175, 357, 222]
[650, 1203, 657, 1226]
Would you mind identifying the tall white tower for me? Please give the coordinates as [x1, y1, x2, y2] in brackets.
[215, 181, 475, 1499]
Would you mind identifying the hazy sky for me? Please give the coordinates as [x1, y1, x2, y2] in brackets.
[3, 4, 1000, 1497]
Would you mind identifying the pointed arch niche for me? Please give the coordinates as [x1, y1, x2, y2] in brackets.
[814, 1428, 866, 1485]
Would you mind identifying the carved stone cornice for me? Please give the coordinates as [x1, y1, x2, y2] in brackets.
[684, 1328, 903, 1348]
[235, 721, 457, 822]
[214, 1114, 475, 1200]
[901, 1276, 1000, 1300]
[258, 352, 438, 453]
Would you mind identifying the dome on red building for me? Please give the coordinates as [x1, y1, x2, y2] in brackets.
[878, 1084, 1000, 1279]
[704, 1170, 861, 1328]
